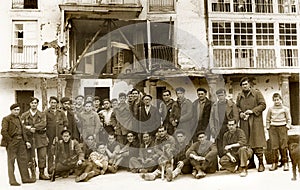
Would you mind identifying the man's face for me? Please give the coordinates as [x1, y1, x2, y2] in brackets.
[108, 135, 115, 144]
[142, 134, 150, 144]
[111, 101, 118, 109]
[132, 90, 139, 100]
[176, 133, 186, 144]
[97, 145, 106, 154]
[119, 96, 126, 104]
[62, 132, 71, 142]
[62, 101, 70, 110]
[128, 94, 133, 102]
[86, 96, 93, 102]
[84, 102, 93, 112]
[86, 136, 95, 147]
[76, 97, 84, 105]
[30, 100, 38, 110]
[241, 81, 251, 91]
[227, 121, 237, 133]
[103, 101, 111, 110]
[162, 92, 171, 102]
[143, 97, 152, 106]
[176, 91, 184, 100]
[217, 92, 226, 103]
[197, 91, 206, 101]
[127, 133, 134, 143]
[11, 107, 20, 116]
[198, 133, 207, 144]
[93, 100, 101, 108]
[49, 99, 58, 109]
[158, 128, 167, 138]
[273, 97, 282, 106]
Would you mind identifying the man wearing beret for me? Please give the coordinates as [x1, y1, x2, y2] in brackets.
[1, 104, 35, 186]
[236, 77, 267, 172]
[21, 97, 50, 180]
[45, 96, 68, 175]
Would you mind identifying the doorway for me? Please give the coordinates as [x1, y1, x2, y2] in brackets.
[16, 90, 34, 114]
[84, 87, 110, 101]
[290, 82, 299, 125]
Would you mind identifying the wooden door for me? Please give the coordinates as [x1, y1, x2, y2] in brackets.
[16, 90, 34, 114]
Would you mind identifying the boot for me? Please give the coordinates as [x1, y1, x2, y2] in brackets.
[283, 163, 289, 171]
[172, 168, 181, 179]
[247, 154, 256, 169]
[30, 166, 36, 181]
[39, 168, 50, 180]
[240, 167, 247, 177]
[165, 167, 173, 182]
[140, 169, 160, 181]
[269, 163, 278, 171]
[258, 156, 265, 172]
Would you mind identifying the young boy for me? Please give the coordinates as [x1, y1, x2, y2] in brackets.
[266, 93, 292, 171]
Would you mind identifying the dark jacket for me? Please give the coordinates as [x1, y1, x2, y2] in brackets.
[21, 109, 49, 148]
[46, 109, 68, 144]
[137, 105, 161, 134]
[55, 139, 84, 165]
[192, 97, 212, 135]
[1, 114, 28, 147]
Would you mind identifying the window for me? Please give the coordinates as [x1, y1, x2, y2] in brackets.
[234, 0, 253, 12]
[213, 49, 232, 67]
[148, 0, 175, 12]
[279, 23, 297, 46]
[11, 21, 38, 69]
[212, 0, 231, 12]
[255, 0, 273, 13]
[235, 49, 254, 67]
[281, 49, 298, 66]
[256, 23, 274, 46]
[212, 22, 231, 46]
[256, 49, 276, 68]
[234, 22, 253, 46]
[12, 0, 38, 9]
[278, 0, 297, 13]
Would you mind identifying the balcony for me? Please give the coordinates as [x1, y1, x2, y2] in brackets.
[12, 0, 38, 9]
[11, 45, 38, 69]
[212, 48, 299, 73]
[148, 0, 175, 12]
[60, 0, 143, 20]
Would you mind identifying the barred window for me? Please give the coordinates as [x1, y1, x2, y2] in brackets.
[278, 0, 297, 13]
[234, 0, 253, 12]
[255, 0, 273, 13]
[234, 22, 253, 46]
[256, 23, 274, 46]
[212, 22, 231, 46]
[212, 0, 231, 12]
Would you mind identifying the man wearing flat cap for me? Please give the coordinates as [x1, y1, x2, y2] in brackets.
[45, 96, 68, 175]
[209, 88, 239, 158]
[61, 97, 80, 141]
[1, 103, 35, 186]
[21, 97, 50, 180]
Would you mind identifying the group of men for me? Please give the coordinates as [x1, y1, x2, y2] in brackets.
[0, 77, 277, 185]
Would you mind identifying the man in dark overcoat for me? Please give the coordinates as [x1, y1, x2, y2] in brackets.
[1, 104, 35, 186]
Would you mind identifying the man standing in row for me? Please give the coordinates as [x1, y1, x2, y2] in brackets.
[1, 104, 35, 186]
[21, 97, 50, 180]
[236, 77, 267, 172]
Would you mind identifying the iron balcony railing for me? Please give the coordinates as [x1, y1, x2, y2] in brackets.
[64, 0, 139, 5]
[11, 45, 38, 69]
[149, 0, 175, 12]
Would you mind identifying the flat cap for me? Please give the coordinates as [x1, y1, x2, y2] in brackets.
[10, 103, 20, 110]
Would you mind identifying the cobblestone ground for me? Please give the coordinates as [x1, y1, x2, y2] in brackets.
[0, 147, 299, 190]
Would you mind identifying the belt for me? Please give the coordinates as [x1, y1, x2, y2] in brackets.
[13, 135, 23, 140]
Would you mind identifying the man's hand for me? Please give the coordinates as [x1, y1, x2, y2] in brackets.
[244, 110, 253, 115]
[26, 142, 31, 149]
[224, 145, 232, 151]
[229, 155, 236, 163]
[177, 161, 184, 168]
[77, 160, 83, 166]
[30, 127, 36, 133]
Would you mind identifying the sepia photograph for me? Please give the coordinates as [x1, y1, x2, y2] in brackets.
[0, 0, 299, 189]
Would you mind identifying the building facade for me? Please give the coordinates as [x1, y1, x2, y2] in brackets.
[0, 0, 299, 126]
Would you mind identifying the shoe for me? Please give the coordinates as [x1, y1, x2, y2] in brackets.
[192, 169, 197, 177]
[165, 168, 173, 182]
[195, 170, 206, 179]
[283, 163, 289, 171]
[138, 169, 148, 173]
[10, 182, 21, 186]
[240, 168, 247, 177]
[75, 173, 88, 183]
[108, 165, 117, 173]
[258, 164, 265, 172]
[140, 173, 156, 181]
[39, 173, 50, 180]
[233, 165, 239, 173]
[269, 163, 278, 171]
[131, 169, 138, 173]
[247, 161, 256, 169]
[22, 179, 36, 183]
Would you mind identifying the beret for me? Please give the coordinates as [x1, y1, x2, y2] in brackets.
[61, 129, 71, 136]
[49, 96, 59, 103]
[240, 77, 250, 86]
[75, 95, 84, 100]
[10, 103, 20, 110]
[175, 87, 185, 93]
[216, 88, 226, 95]
[142, 94, 152, 100]
[30, 97, 39, 103]
[60, 97, 70, 104]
